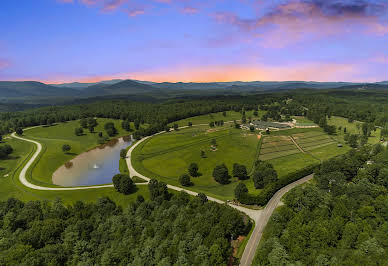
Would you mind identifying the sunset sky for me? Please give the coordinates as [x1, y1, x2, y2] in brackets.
[1, 0, 388, 83]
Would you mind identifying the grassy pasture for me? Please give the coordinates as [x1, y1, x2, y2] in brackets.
[327, 116, 382, 144]
[308, 143, 351, 161]
[259, 135, 300, 161]
[132, 125, 261, 200]
[172, 110, 265, 127]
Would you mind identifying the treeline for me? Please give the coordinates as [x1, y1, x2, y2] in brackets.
[294, 91, 388, 126]
[0, 179, 251, 265]
[235, 163, 318, 206]
[0, 97, 267, 136]
[254, 145, 388, 265]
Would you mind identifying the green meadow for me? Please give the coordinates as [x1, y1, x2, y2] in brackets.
[132, 125, 261, 200]
[172, 110, 265, 127]
[327, 116, 382, 144]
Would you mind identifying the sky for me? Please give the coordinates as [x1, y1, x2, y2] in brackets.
[0, 0, 388, 83]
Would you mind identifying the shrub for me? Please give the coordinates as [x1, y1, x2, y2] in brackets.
[179, 174, 192, 187]
[74, 127, 83, 136]
[188, 163, 199, 177]
[197, 193, 208, 203]
[120, 149, 127, 159]
[62, 144, 71, 153]
[16, 128, 23, 136]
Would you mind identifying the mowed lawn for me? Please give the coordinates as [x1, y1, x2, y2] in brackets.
[24, 118, 136, 184]
[132, 126, 261, 200]
[328, 116, 382, 144]
[173, 110, 265, 127]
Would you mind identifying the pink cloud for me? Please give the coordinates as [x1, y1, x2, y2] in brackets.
[213, 0, 388, 48]
[127, 9, 146, 17]
[181, 7, 198, 14]
[0, 59, 11, 71]
[102, 0, 127, 12]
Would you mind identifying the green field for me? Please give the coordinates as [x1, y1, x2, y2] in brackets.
[24, 118, 137, 184]
[259, 136, 300, 160]
[292, 116, 317, 126]
[327, 116, 382, 144]
[132, 125, 261, 200]
[259, 128, 349, 178]
[172, 110, 265, 127]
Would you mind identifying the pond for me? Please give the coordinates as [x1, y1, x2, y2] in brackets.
[52, 136, 132, 186]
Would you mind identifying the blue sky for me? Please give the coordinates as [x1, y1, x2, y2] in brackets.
[0, 0, 388, 83]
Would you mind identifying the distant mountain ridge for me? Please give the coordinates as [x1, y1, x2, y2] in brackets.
[0, 79, 385, 103]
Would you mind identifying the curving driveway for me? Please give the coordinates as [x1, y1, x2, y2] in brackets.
[12, 131, 115, 190]
[12, 123, 313, 266]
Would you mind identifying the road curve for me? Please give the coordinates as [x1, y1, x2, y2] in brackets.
[12, 123, 313, 266]
[239, 174, 313, 266]
[11, 132, 117, 190]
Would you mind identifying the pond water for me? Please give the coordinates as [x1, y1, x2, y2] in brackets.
[52, 136, 132, 186]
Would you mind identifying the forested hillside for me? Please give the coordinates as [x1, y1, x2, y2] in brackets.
[0, 180, 251, 265]
[254, 145, 388, 265]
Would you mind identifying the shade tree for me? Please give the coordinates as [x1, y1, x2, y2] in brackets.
[213, 164, 230, 184]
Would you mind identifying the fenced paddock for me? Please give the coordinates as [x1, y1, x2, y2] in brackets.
[292, 131, 335, 151]
[259, 136, 300, 160]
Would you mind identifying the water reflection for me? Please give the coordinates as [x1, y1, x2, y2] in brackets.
[53, 136, 132, 186]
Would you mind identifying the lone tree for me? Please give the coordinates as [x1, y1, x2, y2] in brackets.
[234, 182, 248, 201]
[173, 124, 179, 131]
[62, 144, 71, 153]
[233, 163, 248, 180]
[252, 162, 278, 189]
[0, 144, 13, 159]
[222, 111, 226, 117]
[179, 174, 192, 187]
[188, 122, 193, 127]
[200, 150, 206, 158]
[112, 174, 135, 194]
[74, 127, 83, 136]
[249, 125, 255, 132]
[188, 163, 199, 177]
[120, 149, 127, 159]
[16, 128, 23, 136]
[209, 121, 215, 127]
[213, 164, 230, 184]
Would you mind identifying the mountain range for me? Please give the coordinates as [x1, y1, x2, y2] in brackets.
[1, 79, 387, 103]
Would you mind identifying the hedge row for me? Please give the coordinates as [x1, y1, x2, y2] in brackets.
[238, 164, 319, 205]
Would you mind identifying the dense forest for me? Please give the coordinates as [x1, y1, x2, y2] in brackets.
[254, 145, 388, 265]
[0, 179, 251, 265]
[2, 89, 388, 137]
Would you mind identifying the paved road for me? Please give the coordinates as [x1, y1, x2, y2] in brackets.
[239, 174, 313, 266]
